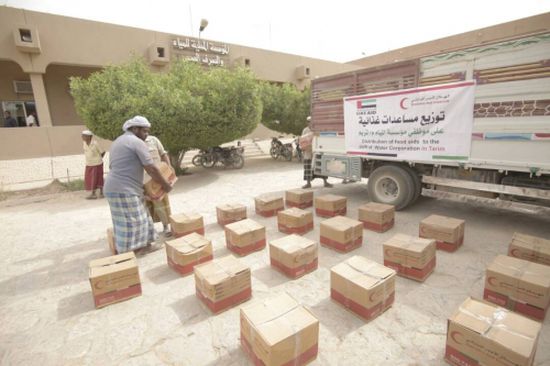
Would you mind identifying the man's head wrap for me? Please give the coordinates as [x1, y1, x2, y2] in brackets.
[122, 116, 151, 131]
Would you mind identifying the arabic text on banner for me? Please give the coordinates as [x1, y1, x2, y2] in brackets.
[344, 81, 476, 161]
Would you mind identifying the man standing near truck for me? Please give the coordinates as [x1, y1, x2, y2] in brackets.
[300, 116, 332, 189]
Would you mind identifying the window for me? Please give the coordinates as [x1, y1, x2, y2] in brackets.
[245, 58, 251, 67]
[306, 67, 310, 76]
[157, 47, 165, 58]
[19, 29, 32, 43]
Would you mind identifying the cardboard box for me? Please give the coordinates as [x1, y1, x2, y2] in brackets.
[508, 232, 550, 266]
[314, 194, 347, 217]
[216, 203, 247, 227]
[445, 297, 541, 366]
[419, 214, 465, 252]
[483, 254, 550, 321]
[255, 195, 285, 217]
[330, 256, 396, 321]
[89, 252, 142, 309]
[240, 292, 319, 366]
[277, 207, 314, 235]
[358, 202, 395, 233]
[169, 213, 205, 238]
[270, 234, 318, 278]
[320, 215, 362, 253]
[165, 232, 213, 276]
[383, 234, 436, 282]
[106, 227, 117, 255]
[194, 255, 251, 314]
[285, 189, 314, 209]
[143, 162, 177, 201]
[225, 219, 266, 256]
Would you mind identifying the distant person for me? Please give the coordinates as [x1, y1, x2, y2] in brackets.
[3, 111, 17, 128]
[26, 112, 37, 127]
[104, 116, 173, 254]
[81, 130, 105, 199]
[144, 134, 173, 236]
[300, 116, 332, 189]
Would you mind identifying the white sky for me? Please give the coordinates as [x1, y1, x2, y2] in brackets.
[2, 0, 550, 62]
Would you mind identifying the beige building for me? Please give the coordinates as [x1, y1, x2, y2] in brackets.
[0, 6, 358, 158]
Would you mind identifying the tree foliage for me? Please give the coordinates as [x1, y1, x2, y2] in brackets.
[260, 82, 310, 136]
[70, 58, 262, 167]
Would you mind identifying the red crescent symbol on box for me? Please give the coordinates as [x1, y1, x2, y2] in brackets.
[487, 276, 498, 287]
[369, 291, 379, 302]
[94, 280, 104, 290]
[510, 249, 520, 257]
[384, 248, 392, 257]
[400, 97, 408, 110]
[451, 331, 464, 345]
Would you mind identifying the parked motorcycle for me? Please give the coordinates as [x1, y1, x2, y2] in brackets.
[191, 149, 208, 166]
[270, 137, 292, 161]
[201, 146, 244, 169]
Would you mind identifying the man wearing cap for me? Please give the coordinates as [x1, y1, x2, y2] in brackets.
[81, 130, 105, 199]
[104, 116, 174, 254]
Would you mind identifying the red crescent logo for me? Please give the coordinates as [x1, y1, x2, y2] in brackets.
[94, 280, 105, 290]
[399, 97, 409, 110]
[510, 249, 520, 257]
[450, 331, 464, 345]
[369, 290, 379, 302]
[384, 248, 392, 257]
[487, 276, 498, 287]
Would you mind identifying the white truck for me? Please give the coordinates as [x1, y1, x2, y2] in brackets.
[310, 21, 550, 213]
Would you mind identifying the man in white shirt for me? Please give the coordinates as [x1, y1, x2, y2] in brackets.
[26, 112, 37, 127]
[81, 130, 105, 199]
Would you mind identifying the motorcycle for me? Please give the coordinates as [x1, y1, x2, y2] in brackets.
[201, 146, 244, 169]
[270, 137, 292, 161]
[191, 149, 208, 166]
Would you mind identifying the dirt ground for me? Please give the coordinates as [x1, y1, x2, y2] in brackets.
[1, 157, 549, 365]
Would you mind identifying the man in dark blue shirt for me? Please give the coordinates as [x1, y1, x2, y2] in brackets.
[3, 111, 17, 127]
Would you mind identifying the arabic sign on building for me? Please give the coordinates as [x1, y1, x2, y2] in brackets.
[344, 81, 476, 161]
[172, 37, 229, 66]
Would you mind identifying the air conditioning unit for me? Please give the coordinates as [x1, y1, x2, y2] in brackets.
[13, 80, 33, 94]
[148, 44, 170, 66]
[13, 26, 41, 53]
[295, 65, 311, 80]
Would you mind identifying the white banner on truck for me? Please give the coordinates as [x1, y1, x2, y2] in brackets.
[344, 81, 475, 161]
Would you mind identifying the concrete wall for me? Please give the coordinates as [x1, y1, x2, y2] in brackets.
[44, 64, 100, 126]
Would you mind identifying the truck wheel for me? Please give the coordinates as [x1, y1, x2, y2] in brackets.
[402, 165, 422, 203]
[367, 165, 416, 210]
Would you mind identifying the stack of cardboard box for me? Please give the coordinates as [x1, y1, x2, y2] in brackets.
[170, 213, 205, 238]
[269, 234, 318, 278]
[331, 256, 396, 321]
[89, 252, 142, 308]
[255, 195, 285, 217]
[320, 216, 363, 252]
[508, 232, 550, 266]
[194, 255, 251, 313]
[277, 207, 314, 235]
[445, 297, 541, 366]
[383, 234, 436, 282]
[216, 203, 247, 227]
[240, 293, 319, 366]
[358, 202, 395, 233]
[285, 189, 314, 209]
[314, 194, 347, 217]
[483, 254, 550, 321]
[419, 215, 465, 252]
[225, 219, 266, 256]
[165, 233, 213, 276]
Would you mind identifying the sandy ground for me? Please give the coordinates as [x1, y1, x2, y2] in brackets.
[1, 157, 549, 366]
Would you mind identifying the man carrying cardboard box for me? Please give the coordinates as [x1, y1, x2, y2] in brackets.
[104, 116, 173, 255]
[144, 134, 173, 236]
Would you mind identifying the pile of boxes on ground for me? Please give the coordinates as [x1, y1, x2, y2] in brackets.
[90, 189, 550, 366]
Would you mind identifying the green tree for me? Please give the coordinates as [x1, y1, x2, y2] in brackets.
[260, 82, 310, 136]
[70, 58, 262, 171]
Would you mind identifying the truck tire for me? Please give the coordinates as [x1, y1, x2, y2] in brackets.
[367, 165, 416, 210]
[401, 165, 422, 204]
